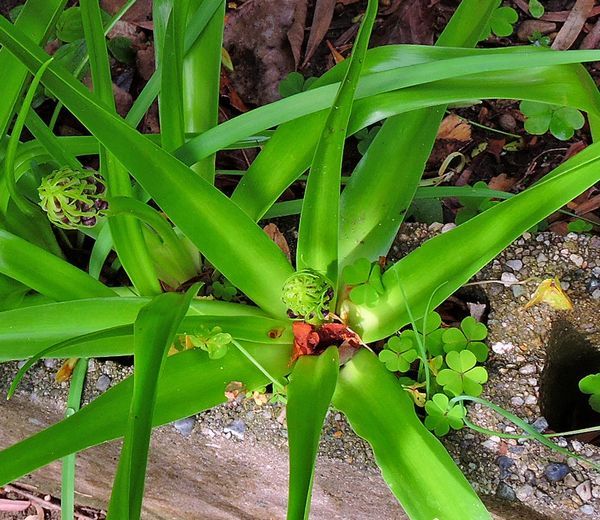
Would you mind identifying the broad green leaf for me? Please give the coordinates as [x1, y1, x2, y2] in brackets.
[0, 17, 293, 316]
[108, 287, 197, 519]
[296, 0, 377, 282]
[286, 347, 339, 520]
[332, 349, 490, 519]
[348, 140, 600, 343]
[0, 229, 115, 300]
[81, 0, 160, 296]
[0, 342, 291, 486]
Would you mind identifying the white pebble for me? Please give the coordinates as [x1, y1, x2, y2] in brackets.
[492, 342, 514, 354]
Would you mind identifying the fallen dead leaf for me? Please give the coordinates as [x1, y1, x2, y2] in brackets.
[224, 381, 245, 401]
[488, 173, 516, 192]
[55, 358, 78, 383]
[541, 5, 600, 22]
[524, 277, 573, 311]
[136, 44, 155, 81]
[581, 17, 600, 49]
[0, 499, 31, 512]
[552, 0, 594, 50]
[436, 114, 471, 142]
[101, 0, 152, 23]
[574, 193, 600, 215]
[263, 223, 291, 261]
[326, 40, 345, 64]
[287, 0, 307, 69]
[516, 20, 557, 42]
[302, 0, 336, 67]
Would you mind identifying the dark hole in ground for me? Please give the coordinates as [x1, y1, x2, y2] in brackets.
[437, 284, 490, 327]
[539, 319, 600, 444]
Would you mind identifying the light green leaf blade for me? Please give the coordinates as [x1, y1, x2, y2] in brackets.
[332, 349, 490, 520]
[286, 347, 339, 520]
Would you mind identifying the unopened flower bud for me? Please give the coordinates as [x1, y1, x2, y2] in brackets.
[282, 269, 334, 324]
[38, 167, 108, 229]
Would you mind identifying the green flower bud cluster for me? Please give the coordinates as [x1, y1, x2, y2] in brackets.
[282, 269, 334, 323]
[38, 167, 108, 229]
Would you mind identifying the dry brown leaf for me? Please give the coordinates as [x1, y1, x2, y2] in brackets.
[263, 223, 291, 261]
[55, 358, 78, 383]
[574, 193, 600, 215]
[302, 0, 336, 67]
[287, 0, 308, 69]
[581, 17, 600, 49]
[551, 0, 594, 50]
[224, 381, 245, 401]
[488, 173, 516, 192]
[326, 40, 345, 64]
[541, 5, 600, 22]
[436, 114, 471, 142]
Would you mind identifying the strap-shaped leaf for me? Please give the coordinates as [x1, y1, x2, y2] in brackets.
[0, 342, 291, 487]
[332, 349, 490, 520]
[296, 0, 377, 282]
[286, 347, 339, 519]
[351, 140, 600, 342]
[108, 287, 197, 519]
[0, 16, 293, 316]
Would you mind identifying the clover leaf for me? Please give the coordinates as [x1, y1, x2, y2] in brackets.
[343, 258, 385, 307]
[279, 71, 317, 98]
[212, 279, 237, 301]
[520, 101, 585, 140]
[579, 373, 600, 413]
[379, 335, 418, 373]
[437, 350, 488, 397]
[529, 0, 544, 18]
[188, 326, 233, 359]
[481, 2, 518, 40]
[424, 393, 466, 436]
[442, 316, 489, 362]
[355, 125, 381, 155]
[529, 30, 551, 47]
[568, 219, 593, 233]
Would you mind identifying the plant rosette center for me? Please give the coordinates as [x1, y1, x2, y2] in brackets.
[291, 321, 363, 364]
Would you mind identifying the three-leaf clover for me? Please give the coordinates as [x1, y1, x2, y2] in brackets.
[343, 258, 385, 306]
[187, 326, 233, 360]
[567, 219, 593, 233]
[424, 393, 466, 436]
[481, 2, 518, 39]
[379, 335, 418, 372]
[442, 316, 489, 362]
[520, 101, 585, 141]
[412, 311, 445, 357]
[212, 279, 237, 301]
[355, 125, 381, 155]
[579, 373, 600, 413]
[279, 71, 317, 98]
[437, 350, 488, 396]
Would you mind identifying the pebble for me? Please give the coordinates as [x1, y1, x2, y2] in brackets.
[570, 254, 584, 267]
[524, 395, 537, 405]
[501, 272, 518, 286]
[576, 481, 592, 502]
[592, 289, 600, 300]
[564, 473, 578, 488]
[510, 396, 524, 407]
[536, 252, 548, 263]
[496, 455, 514, 479]
[516, 484, 534, 501]
[519, 364, 536, 375]
[224, 419, 246, 440]
[492, 341, 514, 354]
[587, 277, 600, 294]
[511, 284, 526, 298]
[441, 223, 456, 233]
[496, 482, 517, 502]
[506, 259, 523, 271]
[95, 375, 111, 392]
[544, 462, 570, 482]
[580, 505, 595, 516]
[43, 358, 57, 369]
[17, 360, 26, 369]
[173, 417, 195, 436]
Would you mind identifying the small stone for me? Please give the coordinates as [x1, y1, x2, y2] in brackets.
[517, 20, 556, 41]
[43, 358, 57, 369]
[224, 419, 246, 440]
[544, 462, 570, 482]
[564, 473, 578, 488]
[592, 289, 600, 300]
[441, 223, 456, 233]
[173, 417, 195, 436]
[524, 395, 537, 405]
[516, 484, 534, 501]
[576, 481, 592, 502]
[95, 374, 111, 392]
[519, 364, 536, 375]
[501, 272, 518, 286]
[580, 504, 595, 516]
[511, 284, 526, 298]
[510, 396, 524, 407]
[492, 342, 514, 355]
[506, 259, 523, 271]
[496, 482, 517, 502]
[536, 253, 548, 263]
[17, 360, 26, 369]
[496, 456, 514, 479]
[587, 277, 600, 294]
[498, 113, 517, 132]
[570, 254, 584, 267]
[428, 222, 443, 233]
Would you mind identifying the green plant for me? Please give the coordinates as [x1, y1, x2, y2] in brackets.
[520, 100, 586, 140]
[424, 393, 466, 436]
[579, 373, 600, 413]
[481, 1, 518, 39]
[529, 0, 544, 18]
[568, 218, 594, 233]
[279, 71, 317, 98]
[1, 1, 600, 519]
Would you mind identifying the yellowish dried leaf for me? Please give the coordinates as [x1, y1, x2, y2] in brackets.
[437, 114, 472, 142]
[524, 277, 573, 311]
[55, 358, 78, 383]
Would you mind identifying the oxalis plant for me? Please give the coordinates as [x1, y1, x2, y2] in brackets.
[2, 1, 600, 519]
